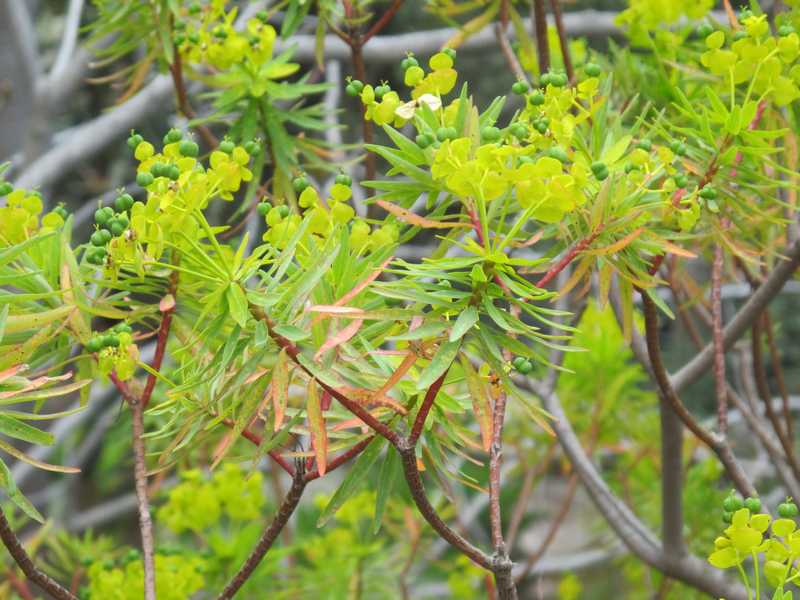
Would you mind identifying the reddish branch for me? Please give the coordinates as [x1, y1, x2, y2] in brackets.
[531, 0, 550, 75]
[338, 1, 405, 206]
[216, 468, 307, 600]
[168, 52, 218, 148]
[6, 568, 35, 600]
[219, 416, 296, 476]
[536, 228, 602, 288]
[548, 0, 574, 82]
[397, 447, 492, 570]
[0, 508, 78, 600]
[305, 436, 375, 482]
[711, 244, 727, 435]
[142, 270, 179, 408]
[642, 294, 756, 497]
[752, 317, 800, 482]
[409, 370, 449, 445]
[764, 312, 794, 441]
[252, 305, 402, 445]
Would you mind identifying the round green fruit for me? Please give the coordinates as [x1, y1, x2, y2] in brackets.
[292, 176, 309, 193]
[335, 173, 352, 186]
[136, 172, 154, 187]
[585, 62, 602, 77]
[257, 202, 272, 216]
[528, 91, 545, 106]
[179, 140, 199, 157]
[219, 140, 235, 154]
[511, 81, 528, 95]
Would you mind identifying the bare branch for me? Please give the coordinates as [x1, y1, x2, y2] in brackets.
[49, 0, 85, 84]
[0, 507, 78, 600]
[216, 466, 306, 600]
[673, 240, 800, 393]
[130, 398, 156, 600]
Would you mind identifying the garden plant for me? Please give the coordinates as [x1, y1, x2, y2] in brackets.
[3, 0, 800, 598]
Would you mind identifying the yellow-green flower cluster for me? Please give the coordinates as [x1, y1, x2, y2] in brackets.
[0, 187, 66, 246]
[96, 329, 140, 381]
[701, 16, 800, 106]
[709, 507, 800, 590]
[157, 463, 264, 534]
[127, 137, 252, 262]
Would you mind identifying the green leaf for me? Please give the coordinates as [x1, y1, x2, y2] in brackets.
[417, 339, 460, 391]
[0, 304, 8, 344]
[449, 306, 479, 342]
[272, 324, 310, 341]
[226, 284, 250, 327]
[373, 446, 401, 533]
[0, 415, 53, 445]
[317, 437, 386, 527]
[387, 321, 449, 341]
[0, 458, 43, 523]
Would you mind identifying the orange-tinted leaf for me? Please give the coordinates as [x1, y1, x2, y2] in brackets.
[376, 200, 470, 229]
[272, 349, 289, 431]
[307, 381, 327, 476]
[314, 319, 363, 360]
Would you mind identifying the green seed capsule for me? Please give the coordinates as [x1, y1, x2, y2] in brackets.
[90, 231, 107, 247]
[636, 139, 652, 151]
[278, 205, 290, 218]
[86, 338, 103, 353]
[779, 25, 796, 36]
[539, 73, 552, 86]
[511, 81, 528, 95]
[696, 23, 713, 38]
[547, 147, 569, 162]
[102, 334, 120, 348]
[335, 173, 352, 186]
[100, 229, 112, 243]
[416, 133, 433, 148]
[723, 494, 744, 512]
[436, 127, 452, 142]
[244, 141, 259, 155]
[0, 182, 12, 196]
[115, 194, 133, 212]
[585, 62, 602, 77]
[136, 172, 154, 187]
[95, 208, 110, 225]
[722, 511, 733, 523]
[528, 91, 545, 106]
[179, 140, 199, 157]
[699, 186, 718, 200]
[345, 83, 359, 97]
[219, 140, 235, 154]
[512, 356, 526, 369]
[511, 124, 529, 140]
[292, 176, 309, 193]
[442, 48, 456, 60]
[257, 202, 272, 216]
[675, 175, 689, 188]
[480, 126, 501, 143]
[744, 497, 761, 513]
[168, 165, 181, 181]
[110, 221, 125, 236]
[127, 134, 143, 149]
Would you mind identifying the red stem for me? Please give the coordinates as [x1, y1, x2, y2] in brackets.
[409, 370, 449, 446]
[305, 435, 375, 482]
[535, 228, 602, 288]
[362, 0, 404, 43]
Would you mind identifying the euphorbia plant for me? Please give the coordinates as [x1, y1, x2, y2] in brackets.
[4, 0, 800, 599]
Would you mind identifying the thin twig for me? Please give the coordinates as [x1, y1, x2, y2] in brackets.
[130, 398, 156, 600]
[141, 269, 178, 408]
[672, 239, 800, 393]
[495, 20, 529, 83]
[548, 0, 574, 82]
[752, 317, 800, 482]
[764, 312, 794, 441]
[535, 228, 602, 288]
[362, 0, 404, 43]
[409, 370, 449, 445]
[505, 443, 556, 551]
[397, 445, 493, 570]
[531, 0, 550, 75]
[216, 466, 307, 600]
[0, 508, 78, 600]
[515, 474, 578, 583]
[642, 294, 755, 497]
[711, 244, 727, 435]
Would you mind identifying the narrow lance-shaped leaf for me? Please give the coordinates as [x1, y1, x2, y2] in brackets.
[307, 380, 327, 476]
[449, 306, 479, 342]
[272, 349, 289, 432]
[318, 437, 386, 527]
[461, 356, 493, 452]
[417, 339, 461, 391]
